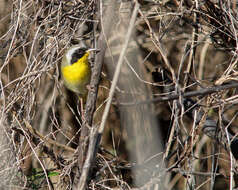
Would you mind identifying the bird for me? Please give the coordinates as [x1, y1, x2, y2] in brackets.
[61, 45, 98, 103]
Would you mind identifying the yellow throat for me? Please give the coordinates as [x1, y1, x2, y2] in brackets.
[61, 50, 91, 97]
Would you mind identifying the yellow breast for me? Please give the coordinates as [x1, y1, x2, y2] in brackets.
[61, 52, 91, 95]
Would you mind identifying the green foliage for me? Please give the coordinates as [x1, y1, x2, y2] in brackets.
[26, 168, 59, 189]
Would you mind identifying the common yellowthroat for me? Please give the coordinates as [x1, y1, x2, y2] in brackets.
[61, 45, 97, 100]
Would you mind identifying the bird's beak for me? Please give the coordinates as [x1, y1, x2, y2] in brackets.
[87, 48, 100, 54]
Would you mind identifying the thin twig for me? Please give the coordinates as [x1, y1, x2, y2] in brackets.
[99, 2, 139, 134]
[119, 82, 238, 106]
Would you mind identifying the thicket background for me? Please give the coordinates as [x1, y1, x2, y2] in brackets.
[1, 0, 238, 189]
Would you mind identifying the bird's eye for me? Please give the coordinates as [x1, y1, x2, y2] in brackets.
[70, 48, 86, 64]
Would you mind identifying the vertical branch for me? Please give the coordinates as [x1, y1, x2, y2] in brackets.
[74, 0, 117, 188]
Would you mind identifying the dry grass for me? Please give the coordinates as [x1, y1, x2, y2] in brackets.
[1, 0, 238, 189]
